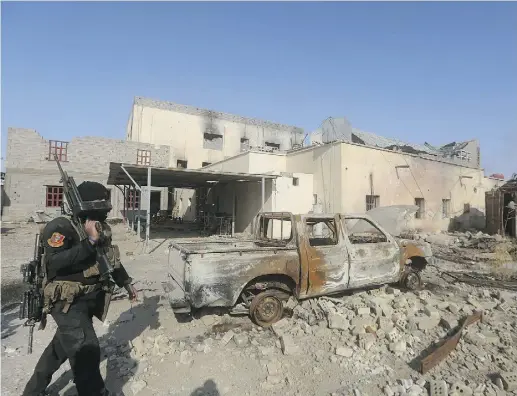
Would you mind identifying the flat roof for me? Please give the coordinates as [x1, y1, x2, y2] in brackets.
[107, 162, 277, 188]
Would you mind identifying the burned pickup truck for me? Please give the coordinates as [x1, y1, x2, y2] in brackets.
[163, 212, 431, 326]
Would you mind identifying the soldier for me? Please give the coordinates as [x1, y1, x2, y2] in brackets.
[22, 181, 138, 396]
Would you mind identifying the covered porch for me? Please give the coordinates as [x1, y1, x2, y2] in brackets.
[106, 162, 277, 251]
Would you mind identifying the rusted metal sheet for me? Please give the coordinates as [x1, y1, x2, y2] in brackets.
[420, 311, 483, 374]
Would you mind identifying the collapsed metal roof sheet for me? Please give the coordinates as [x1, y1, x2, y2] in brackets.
[107, 162, 277, 188]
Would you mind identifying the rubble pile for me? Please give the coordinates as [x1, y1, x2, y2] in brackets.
[400, 231, 517, 267]
[84, 285, 517, 395]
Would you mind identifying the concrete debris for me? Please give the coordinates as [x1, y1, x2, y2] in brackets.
[335, 347, 354, 358]
[130, 380, 147, 395]
[450, 382, 473, 396]
[220, 330, 235, 346]
[499, 372, 517, 391]
[280, 335, 299, 355]
[271, 318, 292, 337]
[233, 333, 249, 347]
[328, 313, 350, 331]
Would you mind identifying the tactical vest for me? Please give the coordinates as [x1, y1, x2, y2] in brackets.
[43, 217, 119, 318]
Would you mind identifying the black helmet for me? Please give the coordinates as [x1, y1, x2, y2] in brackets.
[76, 181, 111, 221]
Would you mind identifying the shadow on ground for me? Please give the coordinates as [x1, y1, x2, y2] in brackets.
[190, 379, 220, 396]
[47, 295, 161, 396]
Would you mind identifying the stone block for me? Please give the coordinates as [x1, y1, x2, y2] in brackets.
[450, 382, 473, 396]
[386, 287, 401, 296]
[389, 340, 407, 353]
[448, 303, 460, 314]
[280, 335, 299, 355]
[424, 306, 441, 318]
[496, 302, 510, 313]
[272, 318, 292, 337]
[499, 332, 512, 346]
[500, 372, 517, 391]
[395, 318, 408, 331]
[328, 313, 349, 331]
[220, 331, 235, 346]
[418, 316, 440, 331]
[386, 328, 401, 343]
[356, 306, 371, 316]
[357, 333, 376, 350]
[335, 346, 354, 357]
[267, 361, 281, 376]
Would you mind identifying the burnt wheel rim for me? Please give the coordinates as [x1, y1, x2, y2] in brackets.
[405, 272, 421, 290]
[254, 296, 282, 324]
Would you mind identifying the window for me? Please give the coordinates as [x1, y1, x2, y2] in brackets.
[293, 177, 299, 186]
[366, 195, 380, 211]
[344, 218, 387, 244]
[48, 140, 68, 162]
[202, 162, 212, 167]
[306, 218, 338, 247]
[240, 137, 250, 152]
[46, 186, 64, 207]
[177, 160, 188, 169]
[464, 203, 471, 213]
[258, 214, 292, 244]
[265, 142, 280, 151]
[313, 194, 318, 205]
[125, 190, 140, 209]
[203, 132, 223, 150]
[136, 149, 151, 166]
[415, 198, 425, 219]
[442, 199, 451, 218]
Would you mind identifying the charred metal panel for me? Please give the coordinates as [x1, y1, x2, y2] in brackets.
[301, 215, 350, 298]
[342, 216, 400, 288]
[187, 248, 300, 308]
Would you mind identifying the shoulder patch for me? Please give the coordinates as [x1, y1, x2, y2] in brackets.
[48, 232, 66, 248]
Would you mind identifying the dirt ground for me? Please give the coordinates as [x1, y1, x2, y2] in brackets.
[2, 223, 517, 396]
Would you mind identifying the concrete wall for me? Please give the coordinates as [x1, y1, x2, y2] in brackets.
[210, 173, 313, 235]
[286, 143, 343, 214]
[337, 143, 504, 232]
[126, 97, 304, 169]
[204, 140, 504, 233]
[3, 128, 170, 222]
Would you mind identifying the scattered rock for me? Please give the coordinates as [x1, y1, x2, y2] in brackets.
[130, 380, 147, 395]
[233, 333, 249, 347]
[328, 313, 350, 331]
[280, 335, 299, 355]
[335, 347, 354, 358]
[220, 331, 235, 346]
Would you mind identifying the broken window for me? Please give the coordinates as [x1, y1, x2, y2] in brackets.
[202, 162, 211, 167]
[442, 199, 451, 218]
[136, 149, 151, 166]
[46, 186, 64, 207]
[293, 177, 299, 186]
[365, 195, 380, 211]
[344, 218, 387, 244]
[203, 132, 223, 150]
[177, 160, 188, 169]
[257, 214, 292, 244]
[240, 137, 250, 152]
[415, 198, 425, 219]
[49, 140, 68, 162]
[265, 142, 280, 151]
[125, 190, 140, 209]
[306, 218, 338, 247]
[464, 203, 471, 213]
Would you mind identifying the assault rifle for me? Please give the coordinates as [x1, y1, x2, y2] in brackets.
[54, 154, 114, 279]
[19, 234, 46, 354]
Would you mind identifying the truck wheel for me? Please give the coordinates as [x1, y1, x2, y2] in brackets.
[249, 290, 284, 327]
[402, 270, 422, 291]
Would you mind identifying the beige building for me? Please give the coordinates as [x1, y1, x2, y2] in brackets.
[204, 136, 503, 234]
[126, 97, 305, 220]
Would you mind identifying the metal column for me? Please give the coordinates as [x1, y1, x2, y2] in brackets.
[232, 187, 236, 237]
[146, 167, 151, 252]
[261, 177, 265, 213]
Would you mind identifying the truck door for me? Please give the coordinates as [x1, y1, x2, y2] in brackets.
[301, 215, 350, 298]
[343, 216, 400, 289]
